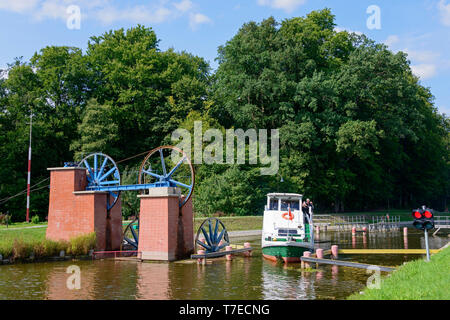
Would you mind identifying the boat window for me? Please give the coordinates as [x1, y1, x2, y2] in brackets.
[278, 229, 299, 236]
[269, 198, 279, 210]
[280, 200, 300, 210]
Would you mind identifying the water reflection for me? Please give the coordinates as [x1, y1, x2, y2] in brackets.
[262, 262, 314, 300]
[136, 262, 170, 299]
[0, 229, 447, 300]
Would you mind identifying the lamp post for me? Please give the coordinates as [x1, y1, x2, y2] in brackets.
[277, 174, 284, 192]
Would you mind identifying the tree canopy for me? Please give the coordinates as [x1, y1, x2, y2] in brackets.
[0, 10, 448, 221]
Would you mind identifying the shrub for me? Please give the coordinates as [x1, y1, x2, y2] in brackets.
[0, 214, 11, 225]
[12, 239, 33, 261]
[32, 242, 46, 259]
[31, 215, 40, 224]
[43, 239, 68, 257]
[67, 233, 96, 256]
[0, 243, 13, 259]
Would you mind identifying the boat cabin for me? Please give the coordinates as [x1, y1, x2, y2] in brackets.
[262, 193, 311, 240]
[261, 193, 314, 263]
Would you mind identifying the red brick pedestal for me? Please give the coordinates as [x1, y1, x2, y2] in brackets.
[46, 167, 122, 251]
[138, 187, 194, 261]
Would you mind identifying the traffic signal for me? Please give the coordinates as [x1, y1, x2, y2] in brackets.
[412, 207, 435, 230]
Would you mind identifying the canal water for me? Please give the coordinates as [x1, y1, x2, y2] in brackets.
[0, 229, 447, 300]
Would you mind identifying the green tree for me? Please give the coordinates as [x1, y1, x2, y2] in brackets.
[212, 9, 449, 212]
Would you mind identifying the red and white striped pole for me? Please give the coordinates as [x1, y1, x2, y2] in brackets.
[26, 113, 32, 223]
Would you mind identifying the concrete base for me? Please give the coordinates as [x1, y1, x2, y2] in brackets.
[138, 187, 194, 261]
[46, 167, 122, 251]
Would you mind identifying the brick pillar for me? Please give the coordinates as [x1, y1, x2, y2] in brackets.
[138, 187, 194, 261]
[46, 167, 122, 251]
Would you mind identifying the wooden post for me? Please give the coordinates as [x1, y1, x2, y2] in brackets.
[316, 248, 324, 268]
[302, 251, 311, 269]
[244, 242, 252, 257]
[226, 245, 233, 261]
[331, 245, 338, 259]
[197, 250, 205, 264]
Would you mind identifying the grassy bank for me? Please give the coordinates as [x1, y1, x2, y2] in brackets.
[0, 232, 96, 262]
[348, 245, 450, 300]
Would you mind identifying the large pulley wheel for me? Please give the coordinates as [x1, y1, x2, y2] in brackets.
[78, 153, 121, 210]
[195, 218, 230, 253]
[122, 218, 139, 250]
[138, 146, 194, 208]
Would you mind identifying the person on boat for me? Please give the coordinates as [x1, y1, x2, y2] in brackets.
[306, 199, 314, 212]
[303, 199, 314, 223]
[302, 201, 309, 223]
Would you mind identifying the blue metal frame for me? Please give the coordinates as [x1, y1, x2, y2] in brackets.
[123, 218, 139, 249]
[87, 181, 170, 192]
[78, 153, 121, 210]
[78, 148, 194, 210]
[138, 148, 194, 207]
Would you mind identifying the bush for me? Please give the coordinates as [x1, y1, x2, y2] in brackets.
[31, 215, 40, 224]
[12, 239, 33, 261]
[67, 233, 96, 256]
[0, 243, 13, 258]
[0, 214, 11, 225]
[43, 239, 68, 257]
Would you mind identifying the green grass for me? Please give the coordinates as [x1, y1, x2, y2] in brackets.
[194, 216, 263, 232]
[0, 221, 47, 230]
[348, 245, 450, 300]
[0, 226, 47, 246]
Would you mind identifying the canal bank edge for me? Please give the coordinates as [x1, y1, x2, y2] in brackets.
[348, 242, 450, 300]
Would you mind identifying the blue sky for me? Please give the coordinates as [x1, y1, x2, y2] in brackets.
[1, 0, 449, 114]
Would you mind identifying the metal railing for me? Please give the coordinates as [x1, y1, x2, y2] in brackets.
[434, 216, 450, 227]
[313, 214, 402, 232]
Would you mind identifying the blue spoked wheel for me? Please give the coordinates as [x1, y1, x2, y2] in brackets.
[122, 218, 139, 250]
[78, 153, 121, 210]
[138, 146, 195, 208]
[195, 218, 230, 254]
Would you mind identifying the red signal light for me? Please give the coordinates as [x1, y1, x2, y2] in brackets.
[424, 210, 433, 219]
[413, 211, 422, 219]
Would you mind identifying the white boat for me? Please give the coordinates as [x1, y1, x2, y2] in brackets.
[261, 193, 314, 263]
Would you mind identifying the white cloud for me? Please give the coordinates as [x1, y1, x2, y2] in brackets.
[403, 49, 440, 64]
[0, 68, 8, 80]
[257, 0, 306, 13]
[402, 49, 440, 79]
[0, 0, 39, 13]
[334, 26, 363, 36]
[189, 12, 212, 30]
[410, 64, 437, 79]
[438, 0, 450, 26]
[384, 35, 399, 47]
[0, 0, 208, 28]
[34, 0, 69, 21]
[174, 0, 192, 13]
[382, 35, 443, 80]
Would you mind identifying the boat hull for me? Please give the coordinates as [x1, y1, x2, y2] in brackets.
[262, 245, 310, 263]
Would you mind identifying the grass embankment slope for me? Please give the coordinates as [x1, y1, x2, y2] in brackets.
[349, 245, 450, 300]
[0, 223, 95, 260]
